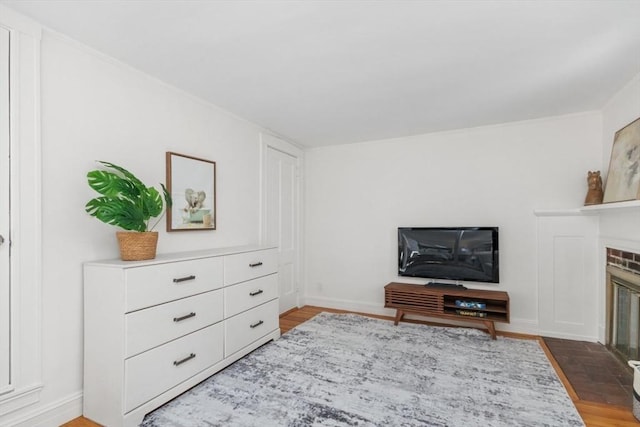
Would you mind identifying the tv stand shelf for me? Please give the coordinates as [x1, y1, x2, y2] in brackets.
[384, 282, 510, 339]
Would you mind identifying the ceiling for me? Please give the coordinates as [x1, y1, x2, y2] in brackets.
[3, 0, 640, 147]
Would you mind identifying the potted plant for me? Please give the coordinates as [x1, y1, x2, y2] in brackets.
[85, 161, 172, 261]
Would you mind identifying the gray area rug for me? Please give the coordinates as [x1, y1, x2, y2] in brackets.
[141, 313, 584, 427]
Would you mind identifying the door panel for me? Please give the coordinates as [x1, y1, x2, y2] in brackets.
[0, 26, 11, 390]
[263, 137, 300, 314]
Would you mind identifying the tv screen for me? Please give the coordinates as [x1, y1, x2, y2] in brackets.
[398, 227, 499, 283]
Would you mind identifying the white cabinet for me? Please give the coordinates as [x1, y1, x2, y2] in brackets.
[83, 245, 279, 427]
[225, 299, 279, 357]
[223, 249, 278, 285]
[224, 274, 278, 318]
[125, 257, 223, 312]
[536, 215, 599, 341]
[124, 322, 224, 412]
[125, 289, 223, 358]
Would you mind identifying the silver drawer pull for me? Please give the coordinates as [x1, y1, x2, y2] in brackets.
[173, 275, 196, 283]
[249, 262, 263, 268]
[249, 289, 264, 297]
[173, 353, 196, 366]
[250, 320, 264, 329]
[173, 312, 196, 322]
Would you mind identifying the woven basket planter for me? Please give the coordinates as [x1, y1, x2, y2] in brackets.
[116, 231, 158, 261]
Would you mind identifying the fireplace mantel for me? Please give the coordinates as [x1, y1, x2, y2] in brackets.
[534, 199, 640, 217]
[581, 200, 640, 213]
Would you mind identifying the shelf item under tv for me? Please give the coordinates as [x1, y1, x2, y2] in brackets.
[384, 282, 510, 339]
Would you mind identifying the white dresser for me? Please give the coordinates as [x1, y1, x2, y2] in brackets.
[83, 245, 280, 427]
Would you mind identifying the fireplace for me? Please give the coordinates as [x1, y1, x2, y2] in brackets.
[606, 248, 640, 363]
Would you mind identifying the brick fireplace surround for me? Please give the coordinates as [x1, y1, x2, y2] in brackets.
[607, 248, 640, 275]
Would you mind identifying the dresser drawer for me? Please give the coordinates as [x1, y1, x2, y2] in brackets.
[125, 257, 223, 312]
[224, 274, 278, 318]
[124, 322, 223, 412]
[224, 248, 277, 285]
[125, 289, 223, 357]
[224, 299, 278, 357]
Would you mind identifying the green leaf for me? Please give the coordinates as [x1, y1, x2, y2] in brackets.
[161, 183, 172, 208]
[85, 197, 147, 231]
[142, 187, 163, 219]
[87, 170, 138, 198]
[97, 161, 146, 189]
[86, 161, 170, 232]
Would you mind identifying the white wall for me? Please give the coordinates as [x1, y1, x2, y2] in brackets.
[303, 112, 602, 333]
[4, 29, 276, 426]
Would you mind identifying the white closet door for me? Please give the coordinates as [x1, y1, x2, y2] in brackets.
[0, 26, 11, 391]
[262, 134, 302, 314]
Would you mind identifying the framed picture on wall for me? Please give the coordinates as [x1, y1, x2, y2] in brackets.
[166, 152, 216, 231]
[603, 117, 640, 203]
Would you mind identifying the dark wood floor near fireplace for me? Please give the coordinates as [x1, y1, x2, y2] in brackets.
[543, 336, 634, 408]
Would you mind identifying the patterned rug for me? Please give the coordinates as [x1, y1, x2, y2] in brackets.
[141, 313, 584, 427]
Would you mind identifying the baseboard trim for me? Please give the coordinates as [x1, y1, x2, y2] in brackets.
[0, 384, 43, 417]
[4, 391, 82, 427]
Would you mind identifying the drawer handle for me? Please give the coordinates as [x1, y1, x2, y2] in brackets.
[173, 275, 196, 283]
[173, 312, 196, 322]
[249, 289, 264, 297]
[173, 353, 196, 366]
[250, 320, 264, 329]
[249, 262, 263, 268]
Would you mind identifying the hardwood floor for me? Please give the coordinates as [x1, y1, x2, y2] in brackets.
[63, 306, 638, 427]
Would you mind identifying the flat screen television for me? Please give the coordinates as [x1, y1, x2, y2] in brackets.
[398, 227, 499, 284]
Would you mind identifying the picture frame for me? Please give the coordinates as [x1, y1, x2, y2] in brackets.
[603, 117, 640, 204]
[166, 152, 216, 231]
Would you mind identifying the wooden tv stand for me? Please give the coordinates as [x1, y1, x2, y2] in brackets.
[384, 282, 510, 339]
